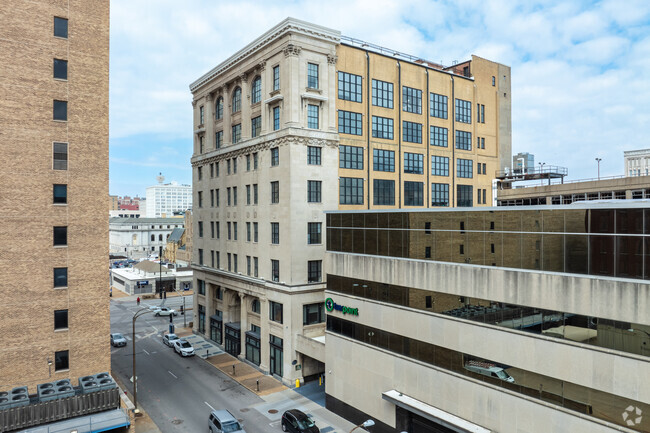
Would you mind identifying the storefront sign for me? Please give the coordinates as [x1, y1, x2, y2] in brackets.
[325, 297, 358, 316]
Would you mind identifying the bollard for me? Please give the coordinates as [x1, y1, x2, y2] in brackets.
[295, 379, 300, 388]
[319, 375, 322, 386]
[232, 364, 235, 376]
[256, 379, 259, 392]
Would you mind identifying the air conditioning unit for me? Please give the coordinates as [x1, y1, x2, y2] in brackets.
[3, 387, 29, 409]
[78, 376, 99, 394]
[37, 379, 74, 402]
[94, 372, 117, 391]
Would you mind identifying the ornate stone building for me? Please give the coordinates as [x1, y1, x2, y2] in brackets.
[189, 18, 511, 385]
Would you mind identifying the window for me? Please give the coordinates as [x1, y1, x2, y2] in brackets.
[455, 130, 472, 151]
[198, 221, 203, 238]
[246, 185, 251, 205]
[339, 177, 363, 205]
[251, 76, 261, 103]
[477, 103, 485, 123]
[53, 59, 67, 80]
[211, 222, 215, 238]
[271, 260, 280, 283]
[197, 166, 203, 180]
[54, 310, 68, 330]
[273, 65, 280, 90]
[215, 131, 223, 148]
[372, 79, 393, 108]
[431, 156, 449, 176]
[198, 249, 204, 265]
[338, 110, 362, 136]
[432, 183, 449, 206]
[232, 87, 241, 113]
[253, 152, 258, 169]
[307, 104, 319, 129]
[198, 279, 206, 295]
[246, 222, 251, 241]
[53, 226, 67, 246]
[271, 147, 279, 166]
[404, 181, 423, 206]
[199, 136, 204, 153]
[53, 184, 67, 204]
[492, 76, 496, 86]
[307, 63, 319, 89]
[270, 301, 283, 322]
[234, 222, 238, 240]
[307, 260, 322, 283]
[457, 184, 473, 207]
[373, 149, 395, 172]
[308, 180, 322, 203]
[273, 106, 280, 130]
[215, 97, 223, 120]
[227, 254, 232, 271]
[307, 146, 321, 165]
[457, 158, 473, 178]
[216, 189, 220, 206]
[232, 124, 241, 144]
[211, 189, 215, 207]
[307, 222, 322, 244]
[233, 254, 238, 273]
[271, 222, 279, 244]
[430, 126, 448, 147]
[198, 191, 203, 207]
[253, 222, 258, 242]
[373, 179, 395, 205]
[54, 350, 69, 371]
[402, 86, 422, 114]
[481, 137, 485, 149]
[430, 93, 448, 119]
[303, 303, 325, 325]
[403, 121, 422, 144]
[54, 267, 67, 288]
[404, 152, 423, 174]
[54, 17, 68, 38]
[425, 247, 431, 258]
[271, 181, 279, 203]
[216, 222, 220, 239]
[53, 142, 68, 170]
[199, 105, 204, 125]
[455, 98, 471, 123]
[251, 116, 261, 138]
[253, 184, 258, 204]
[338, 72, 362, 102]
[372, 116, 394, 139]
[53, 100, 67, 121]
[339, 145, 363, 169]
[227, 222, 231, 240]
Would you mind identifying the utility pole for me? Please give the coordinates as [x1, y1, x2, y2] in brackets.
[595, 158, 602, 180]
[132, 308, 151, 409]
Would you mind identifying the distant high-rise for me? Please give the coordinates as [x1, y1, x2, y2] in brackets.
[0, 1, 110, 390]
[624, 148, 650, 177]
[145, 175, 192, 217]
[513, 151, 534, 173]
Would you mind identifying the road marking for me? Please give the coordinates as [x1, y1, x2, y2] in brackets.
[168, 371, 177, 379]
[125, 335, 132, 341]
[142, 348, 150, 355]
[205, 401, 215, 411]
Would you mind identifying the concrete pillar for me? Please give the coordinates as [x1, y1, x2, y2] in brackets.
[259, 298, 270, 373]
[239, 293, 248, 359]
[223, 85, 232, 145]
[204, 283, 214, 336]
[205, 93, 215, 151]
[240, 74, 251, 140]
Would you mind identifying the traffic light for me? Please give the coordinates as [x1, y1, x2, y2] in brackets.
[169, 313, 173, 323]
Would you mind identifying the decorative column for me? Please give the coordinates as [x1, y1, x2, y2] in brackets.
[223, 84, 232, 145]
[326, 53, 338, 132]
[239, 293, 248, 359]
[205, 93, 215, 151]
[239, 73, 251, 140]
[204, 283, 214, 336]
[284, 43, 302, 128]
[191, 100, 199, 154]
[258, 60, 269, 134]
[259, 298, 270, 373]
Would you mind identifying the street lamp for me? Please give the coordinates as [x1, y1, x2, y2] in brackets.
[349, 420, 375, 433]
[538, 162, 545, 186]
[595, 158, 602, 180]
[132, 308, 152, 409]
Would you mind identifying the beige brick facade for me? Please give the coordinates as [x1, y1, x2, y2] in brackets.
[0, 1, 110, 392]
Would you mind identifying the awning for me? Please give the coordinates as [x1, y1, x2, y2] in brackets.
[382, 390, 491, 433]
[17, 408, 130, 433]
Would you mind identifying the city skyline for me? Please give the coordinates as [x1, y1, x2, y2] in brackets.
[109, 0, 650, 196]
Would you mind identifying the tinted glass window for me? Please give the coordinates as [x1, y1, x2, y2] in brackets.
[53, 59, 67, 79]
[54, 17, 68, 38]
[53, 100, 67, 121]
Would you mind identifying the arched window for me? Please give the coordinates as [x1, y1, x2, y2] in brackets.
[159, 234, 163, 241]
[150, 234, 155, 242]
[232, 87, 241, 113]
[251, 76, 261, 104]
[251, 299, 260, 313]
[215, 97, 223, 120]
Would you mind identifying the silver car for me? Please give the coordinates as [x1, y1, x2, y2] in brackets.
[110, 333, 127, 347]
[173, 339, 195, 357]
[162, 333, 179, 347]
[155, 307, 178, 317]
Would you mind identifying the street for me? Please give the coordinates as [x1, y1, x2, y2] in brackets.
[110, 296, 281, 433]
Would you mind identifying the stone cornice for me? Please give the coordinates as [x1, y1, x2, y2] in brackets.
[191, 133, 338, 167]
[189, 18, 340, 93]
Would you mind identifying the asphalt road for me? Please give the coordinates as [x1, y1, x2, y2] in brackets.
[110, 297, 278, 433]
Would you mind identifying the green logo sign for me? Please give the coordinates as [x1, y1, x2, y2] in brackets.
[325, 297, 358, 316]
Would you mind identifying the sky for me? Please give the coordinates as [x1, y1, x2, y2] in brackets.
[109, 0, 650, 197]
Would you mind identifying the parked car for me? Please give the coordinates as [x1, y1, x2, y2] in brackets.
[209, 409, 245, 433]
[162, 333, 179, 347]
[155, 307, 178, 317]
[110, 333, 127, 347]
[172, 339, 195, 357]
[281, 409, 319, 433]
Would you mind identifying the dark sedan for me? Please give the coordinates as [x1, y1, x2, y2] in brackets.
[281, 409, 319, 433]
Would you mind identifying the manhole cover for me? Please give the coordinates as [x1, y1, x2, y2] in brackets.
[268, 409, 278, 414]
[240, 408, 249, 413]
[171, 419, 183, 425]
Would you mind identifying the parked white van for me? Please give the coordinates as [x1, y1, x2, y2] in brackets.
[464, 360, 515, 383]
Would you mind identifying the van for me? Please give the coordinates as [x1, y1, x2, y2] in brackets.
[209, 410, 246, 433]
[464, 360, 515, 383]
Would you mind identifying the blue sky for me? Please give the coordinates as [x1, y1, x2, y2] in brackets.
[109, 0, 650, 197]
